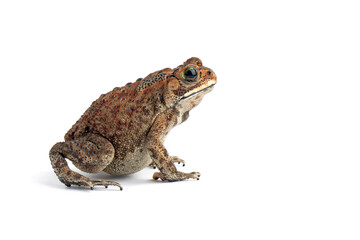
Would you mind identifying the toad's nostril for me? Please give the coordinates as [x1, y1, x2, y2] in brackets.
[207, 71, 212, 75]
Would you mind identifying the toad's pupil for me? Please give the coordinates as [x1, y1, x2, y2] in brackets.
[184, 68, 197, 79]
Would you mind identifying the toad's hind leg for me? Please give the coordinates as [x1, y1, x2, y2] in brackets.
[49, 133, 122, 190]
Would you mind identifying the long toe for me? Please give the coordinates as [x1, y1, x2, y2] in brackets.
[92, 180, 123, 190]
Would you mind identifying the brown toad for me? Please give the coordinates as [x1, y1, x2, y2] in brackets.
[49, 57, 216, 190]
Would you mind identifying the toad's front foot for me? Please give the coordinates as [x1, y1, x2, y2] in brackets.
[170, 156, 186, 166]
[153, 171, 201, 181]
[149, 156, 186, 169]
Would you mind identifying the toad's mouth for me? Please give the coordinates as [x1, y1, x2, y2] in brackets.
[181, 83, 216, 100]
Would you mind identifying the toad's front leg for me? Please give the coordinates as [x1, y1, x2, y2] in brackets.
[146, 112, 200, 182]
[149, 156, 186, 169]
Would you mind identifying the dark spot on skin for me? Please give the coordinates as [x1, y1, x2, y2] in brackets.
[182, 111, 189, 123]
[54, 159, 65, 168]
[166, 161, 174, 169]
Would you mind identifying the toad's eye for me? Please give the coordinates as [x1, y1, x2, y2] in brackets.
[181, 67, 198, 83]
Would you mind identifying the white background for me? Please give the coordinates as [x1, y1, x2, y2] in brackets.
[1, 0, 359, 239]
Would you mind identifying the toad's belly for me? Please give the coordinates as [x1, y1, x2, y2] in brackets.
[103, 146, 152, 175]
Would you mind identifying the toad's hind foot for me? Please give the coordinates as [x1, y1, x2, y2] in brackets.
[51, 156, 123, 190]
[65, 176, 123, 190]
[49, 135, 122, 190]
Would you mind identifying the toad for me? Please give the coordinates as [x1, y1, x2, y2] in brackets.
[49, 57, 216, 190]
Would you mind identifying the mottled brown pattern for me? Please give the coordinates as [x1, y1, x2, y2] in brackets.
[49, 57, 216, 190]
